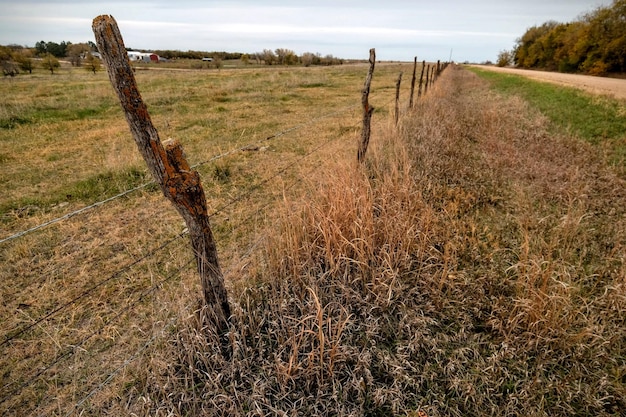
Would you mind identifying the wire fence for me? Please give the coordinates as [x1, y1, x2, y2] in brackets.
[0, 61, 445, 415]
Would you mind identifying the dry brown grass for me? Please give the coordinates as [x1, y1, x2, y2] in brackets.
[3, 61, 625, 416]
[129, 65, 625, 416]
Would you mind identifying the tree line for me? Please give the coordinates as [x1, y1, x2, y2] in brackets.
[498, 0, 625, 75]
[147, 48, 343, 66]
[2, 40, 344, 77]
[1, 41, 102, 75]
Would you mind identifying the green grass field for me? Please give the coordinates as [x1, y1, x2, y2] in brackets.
[1, 63, 625, 416]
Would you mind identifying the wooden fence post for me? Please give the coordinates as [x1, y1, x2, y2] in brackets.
[395, 72, 403, 126]
[418, 60, 426, 98]
[92, 15, 231, 334]
[424, 65, 430, 95]
[357, 48, 375, 163]
[409, 57, 417, 109]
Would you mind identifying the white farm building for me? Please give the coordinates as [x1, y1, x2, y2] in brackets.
[127, 51, 166, 63]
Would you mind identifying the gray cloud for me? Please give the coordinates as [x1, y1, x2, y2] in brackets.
[0, 1, 613, 62]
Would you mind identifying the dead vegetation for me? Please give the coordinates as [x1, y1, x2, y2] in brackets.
[2, 60, 624, 415]
[122, 66, 626, 416]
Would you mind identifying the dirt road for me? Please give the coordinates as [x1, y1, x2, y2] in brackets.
[472, 65, 626, 101]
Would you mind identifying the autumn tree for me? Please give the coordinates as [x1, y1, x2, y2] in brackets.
[215, 56, 223, 69]
[15, 50, 34, 74]
[513, 0, 626, 75]
[262, 49, 276, 65]
[41, 53, 60, 74]
[84, 52, 101, 74]
[67, 43, 90, 66]
[0, 45, 19, 76]
[514, 21, 560, 69]
[275, 48, 298, 65]
[496, 50, 513, 67]
[301, 52, 315, 67]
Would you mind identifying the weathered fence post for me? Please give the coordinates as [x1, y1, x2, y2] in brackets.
[424, 65, 430, 95]
[418, 60, 426, 98]
[357, 48, 375, 163]
[430, 65, 436, 87]
[395, 72, 403, 126]
[92, 15, 231, 334]
[409, 57, 417, 108]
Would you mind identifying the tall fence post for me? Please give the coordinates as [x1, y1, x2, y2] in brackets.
[409, 57, 417, 109]
[395, 71, 403, 126]
[358, 48, 375, 163]
[92, 15, 231, 334]
[418, 60, 426, 98]
[424, 64, 430, 95]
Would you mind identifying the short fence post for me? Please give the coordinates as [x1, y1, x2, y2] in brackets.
[92, 15, 231, 334]
[358, 48, 375, 163]
[418, 60, 426, 98]
[409, 57, 417, 109]
[395, 71, 403, 126]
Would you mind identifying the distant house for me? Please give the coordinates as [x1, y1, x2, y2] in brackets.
[127, 51, 164, 63]
[202, 57, 213, 62]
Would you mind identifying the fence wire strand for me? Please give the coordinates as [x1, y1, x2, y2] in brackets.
[1, 257, 195, 408]
[62, 230, 270, 417]
[0, 231, 188, 348]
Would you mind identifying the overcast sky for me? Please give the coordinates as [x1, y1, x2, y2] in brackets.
[0, 0, 613, 62]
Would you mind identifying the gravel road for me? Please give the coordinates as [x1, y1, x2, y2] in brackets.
[472, 65, 626, 101]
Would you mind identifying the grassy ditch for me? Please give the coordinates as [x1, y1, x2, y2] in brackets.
[469, 67, 626, 165]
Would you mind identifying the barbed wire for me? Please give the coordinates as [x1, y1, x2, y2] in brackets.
[0, 182, 154, 245]
[0, 231, 188, 348]
[60, 318, 175, 417]
[65, 66, 443, 413]
[0, 256, 195, 408]
[21, 115, 355, 416]
[62, 230, 271, 417]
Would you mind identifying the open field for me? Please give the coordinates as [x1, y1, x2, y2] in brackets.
[2, 62, 626, 416]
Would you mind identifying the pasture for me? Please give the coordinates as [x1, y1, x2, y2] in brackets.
[1, 62, 625, 416]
